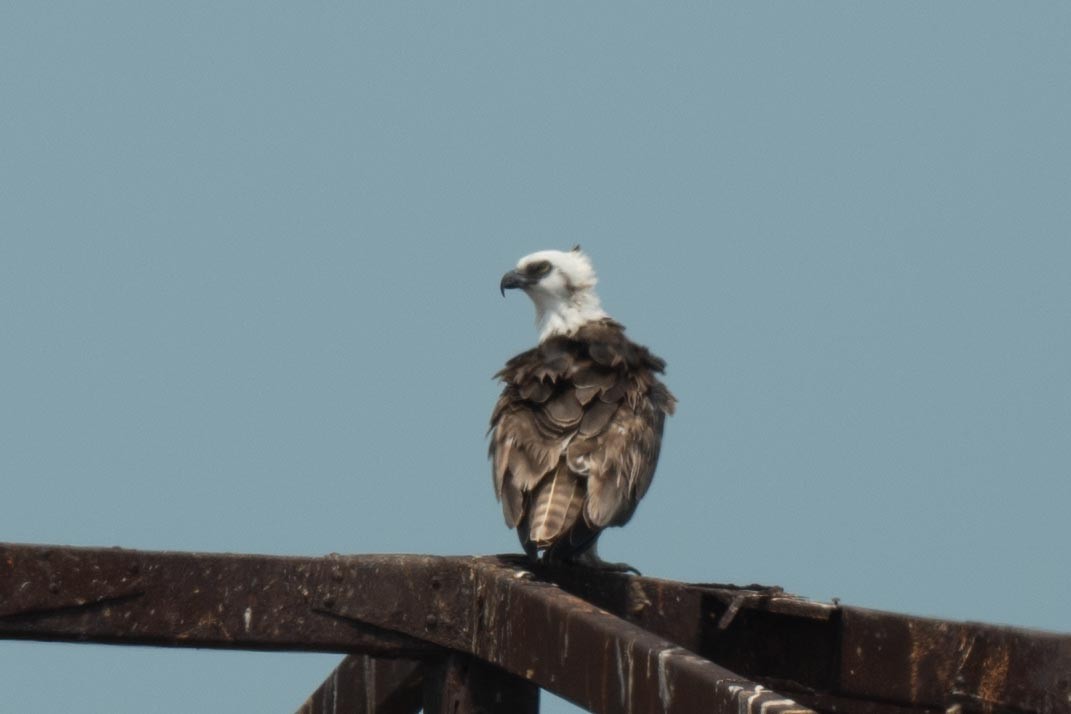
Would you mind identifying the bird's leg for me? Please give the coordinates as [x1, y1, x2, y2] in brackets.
[516, 522, 540, 566]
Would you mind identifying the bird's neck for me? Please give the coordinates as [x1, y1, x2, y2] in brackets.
[534, 289, 609, 342]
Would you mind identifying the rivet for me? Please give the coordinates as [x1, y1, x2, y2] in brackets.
[48, 581, 60, 594]
[322, 597, 335, 609]
[425, 614, 438, 629]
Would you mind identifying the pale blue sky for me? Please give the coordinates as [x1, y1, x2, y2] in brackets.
[2, 3, 1069, 712]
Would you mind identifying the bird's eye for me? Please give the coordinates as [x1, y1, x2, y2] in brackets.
[526, 260, 552, 276]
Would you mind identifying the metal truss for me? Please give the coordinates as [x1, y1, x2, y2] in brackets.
[2, 542, 1068, 713]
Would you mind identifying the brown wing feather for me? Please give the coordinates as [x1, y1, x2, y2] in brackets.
[581, 400, 668, 527]
[578, 399, 618, 437]
[520, 379, 553, 403]
[543, 390, 584, 427]
[490, 320, 675, 549]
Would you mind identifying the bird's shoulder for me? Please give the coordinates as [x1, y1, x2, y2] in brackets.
[491, 319, 674, 431]
[495, 319, 666, 382]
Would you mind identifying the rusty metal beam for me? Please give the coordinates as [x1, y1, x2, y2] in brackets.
[7, 542, 1069, 713]
[477, 566, 811, 713]
[542, 562, 840, 690]
[540, 562, 1071, 714]
[1, 543, 812, 714]
[295, 655, 422, 714]
[0, 542, 433, 655]
[838, 607, 1071, 714]
[421, 652, 539, 714]
[314, 553, 814, 713]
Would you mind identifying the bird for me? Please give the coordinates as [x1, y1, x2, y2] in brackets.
[489, 247, 676, 571]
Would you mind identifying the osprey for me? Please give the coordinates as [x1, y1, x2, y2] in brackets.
[490, 247, 676, 570]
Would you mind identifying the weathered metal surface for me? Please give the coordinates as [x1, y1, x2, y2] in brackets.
[540, 562, 1071, 714]
[316, 554, 813, 713]
[543, 562, 839, 692]
[463, 559, 813, 714]
[295, 655, 422, 714]
[785, 691, 942, 714]
[838, 607, 1071, 714]
[422, 652, 539, 714]
[5, 542, 1069, 713]
[2, 543, 811, 714]
[0, 545, 145, 618]
[0, 543, 433, 655]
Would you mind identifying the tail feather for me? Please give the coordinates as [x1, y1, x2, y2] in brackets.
[528, 463, 583, 548]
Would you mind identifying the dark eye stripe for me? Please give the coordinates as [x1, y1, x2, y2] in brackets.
[526, 260, 551, 276]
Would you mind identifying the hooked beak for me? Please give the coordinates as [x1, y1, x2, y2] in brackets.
[499, 269, 531, 297]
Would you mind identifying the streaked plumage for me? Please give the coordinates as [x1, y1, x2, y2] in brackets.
[490, 249, 675, 567]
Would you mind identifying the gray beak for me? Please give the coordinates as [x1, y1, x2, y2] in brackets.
[500, 269, 531, 297]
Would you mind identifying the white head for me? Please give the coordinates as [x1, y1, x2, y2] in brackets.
[500, 247, 610, 341]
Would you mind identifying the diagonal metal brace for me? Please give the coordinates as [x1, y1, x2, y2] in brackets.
[316, 555, 814, 714]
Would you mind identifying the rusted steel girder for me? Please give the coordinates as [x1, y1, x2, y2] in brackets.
[294, 653, 537, 714]
[296, 655, 422, 714]
[453, 559, 812, 713]
[421, 653, 539, 714]
[10, 542, 1069, 713]
[312, 558, 1071, 714]
[542, 563, 1071, 714]
[0, 543, 433, 655]
[839, 607, 1071, 714]
[0, 542, 811, 714]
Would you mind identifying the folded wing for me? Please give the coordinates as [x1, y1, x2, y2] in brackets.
[489, 321, 676, 555]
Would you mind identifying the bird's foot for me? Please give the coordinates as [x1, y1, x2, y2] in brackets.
[557, 549, 641, 576]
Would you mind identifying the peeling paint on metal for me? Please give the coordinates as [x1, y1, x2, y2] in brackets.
[656, 645, 680, 708]
[614, 637, 626, 708]
[746, 685, 767, 713]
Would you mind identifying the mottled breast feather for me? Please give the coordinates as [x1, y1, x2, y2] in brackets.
[489, 320, 676, 557]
